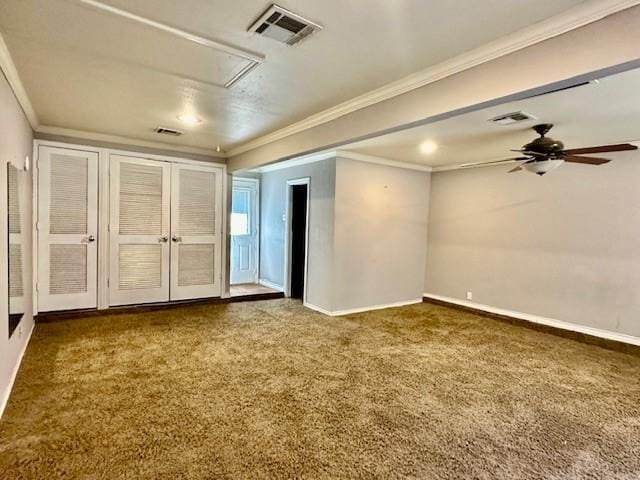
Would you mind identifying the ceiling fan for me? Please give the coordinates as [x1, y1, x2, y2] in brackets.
[468, 124, 637, 175]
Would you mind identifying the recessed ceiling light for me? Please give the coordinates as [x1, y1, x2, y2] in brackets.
[419, 140, 438, 155]
[177, 114, 202, 125]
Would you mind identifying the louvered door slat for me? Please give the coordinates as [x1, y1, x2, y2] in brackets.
[179, 170, 216, 235]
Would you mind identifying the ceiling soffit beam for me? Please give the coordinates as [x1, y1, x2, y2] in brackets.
[0, 33, 39, 129]
[228, 0, 640, 158]
[228, 3, 640, 172]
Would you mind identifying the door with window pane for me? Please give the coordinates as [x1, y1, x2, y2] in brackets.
[169, 163, 222, 301]
[230, 178, 258, 285]
[109, 155, 171, 306]
[37, 146, 99, 311]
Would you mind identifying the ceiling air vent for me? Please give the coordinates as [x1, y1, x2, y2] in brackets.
[489, 111, 537, 126]
[154, 126, 183, 136]
[249, 4, 322, 46]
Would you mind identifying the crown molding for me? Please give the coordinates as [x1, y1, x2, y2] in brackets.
[335, 151, 432, 172]
[35, 125, 226, 158]
[249, 149, 432, 173]
[0, 33, 39, 129]
[228, 0, 640, 157]
[249, 150, 336, 172]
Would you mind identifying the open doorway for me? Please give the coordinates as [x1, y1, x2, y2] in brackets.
[285, 178, 309, 301]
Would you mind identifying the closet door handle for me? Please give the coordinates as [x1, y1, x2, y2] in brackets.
[172, 235, 182, 243]
[82, 235, 95, 243]
[159, 236, 169, 243]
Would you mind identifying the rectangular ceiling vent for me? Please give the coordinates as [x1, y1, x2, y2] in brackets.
[154, 127, 183, 136]
[249, 4, 323, 46]
[488, 111, 537, 126]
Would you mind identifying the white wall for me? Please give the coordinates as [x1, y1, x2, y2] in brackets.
[260, 159, 336, 311]
[260, 156, 431, 314]
[425, 153, 640, 339]
[0, 69, 34, 415]
[332, 158, 430, 312]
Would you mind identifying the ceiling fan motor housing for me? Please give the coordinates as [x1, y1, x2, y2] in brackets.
[523, 124, 565, 156]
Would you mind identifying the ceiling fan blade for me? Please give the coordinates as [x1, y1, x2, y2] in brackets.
[459, 157, 529, 168]
[562, 143, 638, 155]
[563, 155, 611, 165]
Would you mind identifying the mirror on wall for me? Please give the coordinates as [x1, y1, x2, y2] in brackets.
[8, 162, 24, 338]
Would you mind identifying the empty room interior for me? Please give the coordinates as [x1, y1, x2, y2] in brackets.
[1, 1, 640, 478]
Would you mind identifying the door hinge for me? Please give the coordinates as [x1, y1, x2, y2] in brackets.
[35, 221, 40, 231]
[35, 282, 39, 292]
[107, 278, 110, 288]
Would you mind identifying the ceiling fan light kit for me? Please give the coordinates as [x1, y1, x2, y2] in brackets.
[473, 124, 638, 176]
[523, 159, 564, 176]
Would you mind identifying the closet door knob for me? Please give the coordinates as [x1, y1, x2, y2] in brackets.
[172, 235, 182, 243]
[159, 236, 169, 243]
[82, 235, 95, 243]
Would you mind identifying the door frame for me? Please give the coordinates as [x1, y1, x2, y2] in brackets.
[33, 139, 228, 314]
[283, 177, 310, 302]
[230, 176, 260, 285]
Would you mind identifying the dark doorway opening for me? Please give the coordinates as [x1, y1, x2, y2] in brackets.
[290, 184, 308, 300]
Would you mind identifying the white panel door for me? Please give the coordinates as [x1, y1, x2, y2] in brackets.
[170, 163, 222, 301]
[109, 155, 171, 306]
[37, 146, 99, 312]
[230, 178, 259, 285]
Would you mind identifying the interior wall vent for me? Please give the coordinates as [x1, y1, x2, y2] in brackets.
[489, 111, 537, 125]
[154, 127, 183, 136]
[249, 4, 323, 46]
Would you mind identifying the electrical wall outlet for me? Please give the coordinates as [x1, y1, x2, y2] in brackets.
[466, 291, 473, 300]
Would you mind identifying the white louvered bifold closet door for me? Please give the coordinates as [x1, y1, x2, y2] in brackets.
[8, 165, 24, 315]
[37, 146, 99, 312]
[109, 155, 171, 306]
[170, 163, 223, 301]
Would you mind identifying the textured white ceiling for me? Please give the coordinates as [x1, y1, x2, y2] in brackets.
[0, 0, 587, 153]
[342, 67, 640, 168]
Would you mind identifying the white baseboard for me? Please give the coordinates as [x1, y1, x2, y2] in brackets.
[423, 293, 640, 347]
[304, 298, 423, 317]
[0, 322, 35, 419]
[258, 278, 284, 292]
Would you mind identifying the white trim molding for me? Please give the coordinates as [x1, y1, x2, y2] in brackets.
[250, 149, 432, 174]
[304, 298, 423, 317]
[0, 323, 35, 419]
[337, 151, 432, 172]
[0, 33, 39, 128]
[35, 125, 225, 159]
[423, 293, 640, 347]
[228, 0, 640, 157]
[258, 279, 284, 292]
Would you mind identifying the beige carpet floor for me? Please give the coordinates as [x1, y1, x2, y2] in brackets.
[1, 299, 639, 479]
